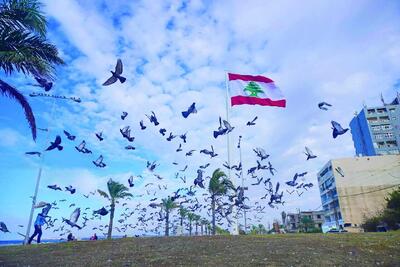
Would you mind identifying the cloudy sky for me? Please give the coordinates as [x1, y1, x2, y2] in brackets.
[1, 0, 400, 240]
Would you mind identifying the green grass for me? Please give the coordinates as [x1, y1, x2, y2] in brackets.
[1, 232, 399, 266]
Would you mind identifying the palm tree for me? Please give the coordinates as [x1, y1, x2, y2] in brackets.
[200, 218, 208, 236]
[98, 179, 132, 239]
[187, 212, 195, 236]
[194, 214, 201, 235]
[161, 196, 178, 236]
[208, 168, 234, 235]
[178, 206, 187, 235]
[0, 0, 64, 141]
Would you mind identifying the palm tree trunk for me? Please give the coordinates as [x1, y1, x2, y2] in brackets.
[107, 200, 115, 239]
[189, 219, 192, 236]
[165, 211, 169, 236]
[211, 195, 216, 235]
[201, 224, 203, 235]
[195, 222, 198, 235]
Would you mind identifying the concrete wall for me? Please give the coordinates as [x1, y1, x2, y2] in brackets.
[331, 155, 400, 228]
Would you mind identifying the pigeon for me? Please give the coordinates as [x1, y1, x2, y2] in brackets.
[331, 121, 349, 138]
[286, 189, 294, 195]
[125, 145, 136, 150]
[297, 191, 304, 197]
[267, 162, 276, 176]
[63, 208, 82, 229]
[304, 146, 317, 160]
[65, 185, 76, 194]
[213, 117, 228, 138]
[318, 102, 332, 111]
[185, 150, 195, 156]
[200, 146, 218, 158]
[128, 176, 134, 187]
[179, 133, 187, 143]
[193, 169, 205, 189]
[251, 177, 263, 186]
[182, 102, 197, 118]
[159, 128, 167, 136]
[199, 163, 210, 169]
[285, 173, 299, 187]
[179, 165, 188, 172]
[48, 184, 62, 191]
[140, 120, 146, 130]
[303, 183, 313, 190]
[253, 148, 269, 161]
[223, 120, 234, 134]
[147, 161, 158, 172]
[33, 76, 53, 91]
[246, 116, 258, 126]
[237, 135, 242, 149]
[93, 207, 109, 216]
[146, 111, 159, 126]
[75, 140, 92, 154]
[102, 59, 126, 86]
[95, 131, 104, 141]
[46, 135, 63, 151]
[298, 172, 308, 177]
[93, 155, 106, 168]
[120, 126, 135, 142]
[0, 222, 10, 233]
[63, 130, 76, 141]
[34, 201, 49, 209]
[121, 111, 128, 120]
[176, 144, 182, 152]
[25, 151, 41, 157]
[166, 132, 176, 141]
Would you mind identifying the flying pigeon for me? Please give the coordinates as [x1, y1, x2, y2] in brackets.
[121, 111, 128, 120]
[34, 201, 49, 209]
[246, 116, 258, 126]
[185, 150, 195, 156]
[166, 132, 176, 141]
[63, 208, 82, 229]
[194, 169, 205, 189]
[34, 76, 53, 91]
[25, 151, 41, 157]
[125, 145, 136, 150]
[75, 140, 92, 154]
[146, 111, 159, 126]
[304, 146, 317, 160]
[46, 135, 63, 151]
[200, 146, 218, 158]
[95, 131, 104, 141]
[253, 148, 269, 161]
[93, 207, 109, 216]
[147, 161, 158, 172]
[176, 144, 182, 152]
[140, 120, 146, 130]
[285, 173, 299, 187]
[63, 130, 76, 141]
[318, 102, 332, 111]
[331, 121, 349, 138]
[120, 126, 135, 142]
[0, 222, 10, 233]
[213, 117, 228, 138]
[182, 102, 197, 118]
[102, 59, 126, 86]
[48, 184, 62, 191]
[93, 155, 106, 168]
[251, 177, 263, 186]
[128, 176, 134, 187]
[179, 165, 188, 172]
[65, 185, 76, 194]
[199, 163, 210, 169]
[159, 128, 167, 136]
[179, 133, 187, 143]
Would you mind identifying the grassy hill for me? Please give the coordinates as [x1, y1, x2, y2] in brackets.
[1, 232, 399, 266]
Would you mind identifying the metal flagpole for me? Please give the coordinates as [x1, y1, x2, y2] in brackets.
[224, 72, 239, 235]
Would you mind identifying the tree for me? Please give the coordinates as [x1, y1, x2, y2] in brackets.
[161, 196, 178, 236]
[187, 212, 195, 236]
[0, 0, 64, 141]
[98, 179, 132, 239]
[178, 206, 187, 229]
[194, 214, 201, 235]
[300, 216, 314, 233]
[208, 168, 234, 235]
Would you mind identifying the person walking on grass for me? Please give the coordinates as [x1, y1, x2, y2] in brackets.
[28, 212, 47, 244]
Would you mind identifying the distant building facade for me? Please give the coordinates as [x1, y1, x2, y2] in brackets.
[285, 210, 325, 232]
[350, 95, 400, 156]
[317, 155, 400, 232]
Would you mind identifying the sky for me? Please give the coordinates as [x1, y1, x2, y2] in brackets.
[1, 0, 400, 240]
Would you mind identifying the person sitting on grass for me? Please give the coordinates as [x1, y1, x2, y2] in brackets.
[90, 233, 98, 240]
[28, 212, 47, 244]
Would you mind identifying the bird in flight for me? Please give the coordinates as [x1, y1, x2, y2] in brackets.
[48, 184, 62, 191]
[46, 135, 63, 151]
[63, 130, 76, 141]
[95, 131, 104, 141]
[246, 116, 258, 126]
[65, 185, 76, 194]
[182, 102, 197, 118]
[34, 76, 53, 91]
[331, 121, 349, 138]
[75, 140, 92, 154]
[102, 59, 126, 86]
[304, 146, 317, 160]
[120, 126, 135, 142]
[121, 111, 128, 120]
[253, 148, 269, 161]
[318, 102, 332, 111]
[146, 111, 159, 126]
[25, 151, 41, 157]
[140, 120, 146, 130]
[63, 208, 82, 229]
[93, 155, 106, 168]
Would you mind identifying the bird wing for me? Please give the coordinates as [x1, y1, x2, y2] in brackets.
[305, 146, 312, 155]
[70, 208, 80, 223]
[222, 120, 232, 129]
[115, 59, 123, 75]
[103, 76, 118, 86]
[54, 135, 62, 145]
[331, 121, 342, 131]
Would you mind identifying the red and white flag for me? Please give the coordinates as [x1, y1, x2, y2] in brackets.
[228, 73, 286, 108]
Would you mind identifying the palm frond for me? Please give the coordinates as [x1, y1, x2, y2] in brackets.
[97, 189, 109, 200]
[0, 79, 36, 140]
[0, 0, 47, 36]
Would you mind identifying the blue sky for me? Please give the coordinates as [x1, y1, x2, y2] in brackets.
[1, 0, 400, 240]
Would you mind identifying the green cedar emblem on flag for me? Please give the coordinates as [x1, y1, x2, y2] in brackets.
[243, 81, 264, 97]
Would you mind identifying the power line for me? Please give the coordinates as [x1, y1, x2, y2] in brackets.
[339, 183, 400, 198]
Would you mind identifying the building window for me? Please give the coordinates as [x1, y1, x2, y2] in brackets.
[367, 109, 375, 114]
[317, 215, 321, 219]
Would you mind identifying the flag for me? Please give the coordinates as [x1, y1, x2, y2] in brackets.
[228, 73, 286, 108]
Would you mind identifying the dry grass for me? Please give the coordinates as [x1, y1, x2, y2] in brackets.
[1, 232, 399, 266]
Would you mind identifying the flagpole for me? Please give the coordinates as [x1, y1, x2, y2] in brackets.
[224, 71, 238, 235]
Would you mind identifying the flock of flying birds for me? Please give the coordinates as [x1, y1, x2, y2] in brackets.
[0, 59, 350, 238]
